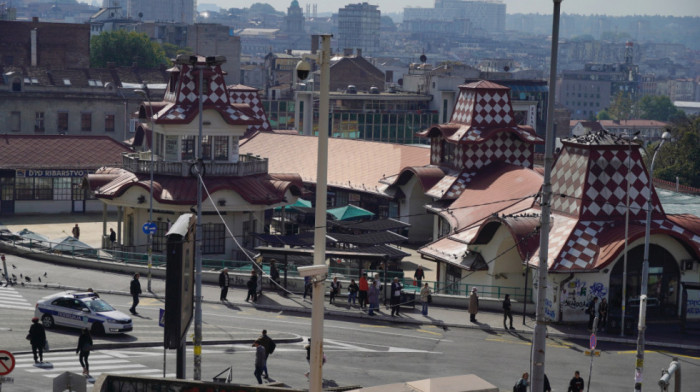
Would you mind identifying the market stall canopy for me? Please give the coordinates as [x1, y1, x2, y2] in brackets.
[17, 228, 50, 243]
[274, 198, 312, 212]
[327, 204, 375, 221]
[51, 235, 97, 256]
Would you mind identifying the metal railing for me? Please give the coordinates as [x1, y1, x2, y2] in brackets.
[121, 152, 268, 177]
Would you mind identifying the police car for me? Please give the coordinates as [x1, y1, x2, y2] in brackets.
[34, 291, 133, 335]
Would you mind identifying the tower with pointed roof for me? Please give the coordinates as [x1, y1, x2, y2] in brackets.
[85, 56, 303, 258]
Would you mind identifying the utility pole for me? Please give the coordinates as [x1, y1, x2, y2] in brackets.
[531, 1, 562, 391]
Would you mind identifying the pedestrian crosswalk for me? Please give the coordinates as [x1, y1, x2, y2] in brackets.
[0, 285, 34, 311]
[14, 350, 175, 380]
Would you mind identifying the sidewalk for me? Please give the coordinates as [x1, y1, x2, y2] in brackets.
[2, 213, 700, 352]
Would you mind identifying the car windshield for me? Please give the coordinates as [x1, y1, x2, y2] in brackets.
[86, 299, 115, 312]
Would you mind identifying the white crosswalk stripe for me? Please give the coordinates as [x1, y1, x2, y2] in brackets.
[13, 351, 174, 379]
[0, 285, 34, 311]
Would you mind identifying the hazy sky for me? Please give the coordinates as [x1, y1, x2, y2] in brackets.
[206, 0, 700, 17]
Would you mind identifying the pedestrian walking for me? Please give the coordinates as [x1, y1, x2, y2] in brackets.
[586, 297, 598, 330]
[76, 328, 93, 377]
[28, 317, 46, 364]
[303, 275, 312, 300]
[567, 370, 584, 392]
[304, 337, 325, 378]
[257, 267, 263, 298]
[469, 287, 479, 322]
[368, 280, 379, 316]
[129, 273, 141, 315]
[246, 270, 258, 302]
[420, 283, 431, 316]
[329, 277, 341, 304]
[513, 372, 528, 392]
[258, 329, 276, 379]
[252, 339, 265, 384]
[413, 266, 425, 287]
[598, 297, 608, 332]
[218, 268, 230, 301]
[347, 279, 359, 305]
[503, 294, 514, 330]
[390, 277, 402, 316]
[109, 228, 116, 248]
[72, 223, 80, 239]
[358, 273, 369, 308]
[269, 260, 280, 289]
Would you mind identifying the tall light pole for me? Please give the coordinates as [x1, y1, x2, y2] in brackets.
[530, 1, 562, 391]
[308, 34, 331, 392]
[621, 131, 640, 337]
[135, 86, 155, 292]
[634, 130, 671, 391]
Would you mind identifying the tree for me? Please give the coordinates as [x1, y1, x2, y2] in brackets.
[90, 30, 168, 68]
[652, 115, 700, 188]
[161, 43, 193, 62]
[607, 91, 635, 120]
[596, 110, 612, 120]
[637, 95, 685, 122]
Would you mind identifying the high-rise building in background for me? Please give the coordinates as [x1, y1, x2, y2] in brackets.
[109, 0, 195, 24]
[404, 0, 506, 35]
[337, 2, 380, 57]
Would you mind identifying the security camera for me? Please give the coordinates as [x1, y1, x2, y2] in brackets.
[296, 60, 311, 81]
[297, 264, 328, 278]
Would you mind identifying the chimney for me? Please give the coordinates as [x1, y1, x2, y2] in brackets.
[356, 48, 362, 57]
[31, 28, 38, 67]
[32, 17, 39, 23]
[343, 48, 352, 56]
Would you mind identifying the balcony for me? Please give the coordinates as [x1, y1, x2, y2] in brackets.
[122, 152, 268, 177]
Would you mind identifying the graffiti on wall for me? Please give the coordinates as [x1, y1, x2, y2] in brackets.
[561, 279, 608, 311]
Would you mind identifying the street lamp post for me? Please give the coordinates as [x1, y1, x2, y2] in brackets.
[621, 131, 640, 337]
[531, 1, 562, 391]
[135, 86, 155, 292]
[634, 130, 671, 391]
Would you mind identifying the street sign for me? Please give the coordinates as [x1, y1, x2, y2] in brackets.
[142, 222, 157, 235]
[590, 333, 597, 350]
[0, 350, 15, 376]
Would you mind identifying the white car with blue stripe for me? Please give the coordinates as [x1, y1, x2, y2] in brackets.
[34, 291, 133, 335]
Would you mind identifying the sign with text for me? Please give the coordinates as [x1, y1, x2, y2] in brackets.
[16, 169, 90, 178]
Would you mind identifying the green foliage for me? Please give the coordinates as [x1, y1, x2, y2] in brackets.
[596, 110, 612, 120]
[90, 30, 168, 68]
[161, 43, 193, 62]
[607, 92, 635, 120]
[637, 95, 685, 122]
[652, 115, 700, 188]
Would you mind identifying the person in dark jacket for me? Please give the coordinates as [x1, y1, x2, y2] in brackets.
[503, 294, 514, 330]
[246, 270, 258, 302]
[598, 297, 608, 332]
[252, 339, 265, 384]
[109, 228, 116, 248]
[587, 297, 598, 330]
[218, 268, 230, 301]
[28, 317, 47, 364]
[258, 329, 275, 379]
[568, 370, 585, 392]
[269, 260, 280, 289]
[514, 372, 528, 392]
[413, 266, 425, 287]
[390, 277, 402, 316]
[347, 279, 359, 305]
[76, 328, 93, 376]
[329, 277, 341, 304]
[129, 273, 142, 315]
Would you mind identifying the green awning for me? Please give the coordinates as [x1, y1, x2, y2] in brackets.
[274, 198, 312, 211]
[327, 204, 375, 221]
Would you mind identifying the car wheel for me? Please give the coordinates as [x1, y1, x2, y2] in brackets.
[41, 314, 54, 329]
[91, 322, 105, 336]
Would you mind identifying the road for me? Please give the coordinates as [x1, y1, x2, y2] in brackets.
[1, 255, 699, 391]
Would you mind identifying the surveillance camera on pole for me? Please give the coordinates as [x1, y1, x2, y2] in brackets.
[297, 264, 328, 280]
[296, 59, 311, 81]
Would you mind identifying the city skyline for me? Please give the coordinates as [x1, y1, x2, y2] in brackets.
[202, 0, 700, 17]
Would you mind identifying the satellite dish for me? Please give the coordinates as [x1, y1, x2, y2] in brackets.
[503, 65, 510, 72]
[419, 54, 427, 63]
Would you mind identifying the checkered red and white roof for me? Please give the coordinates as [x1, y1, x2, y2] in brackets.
[228, 84, 272, 136]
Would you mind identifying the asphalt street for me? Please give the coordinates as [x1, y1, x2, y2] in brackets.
[1, 254, 699, 391]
